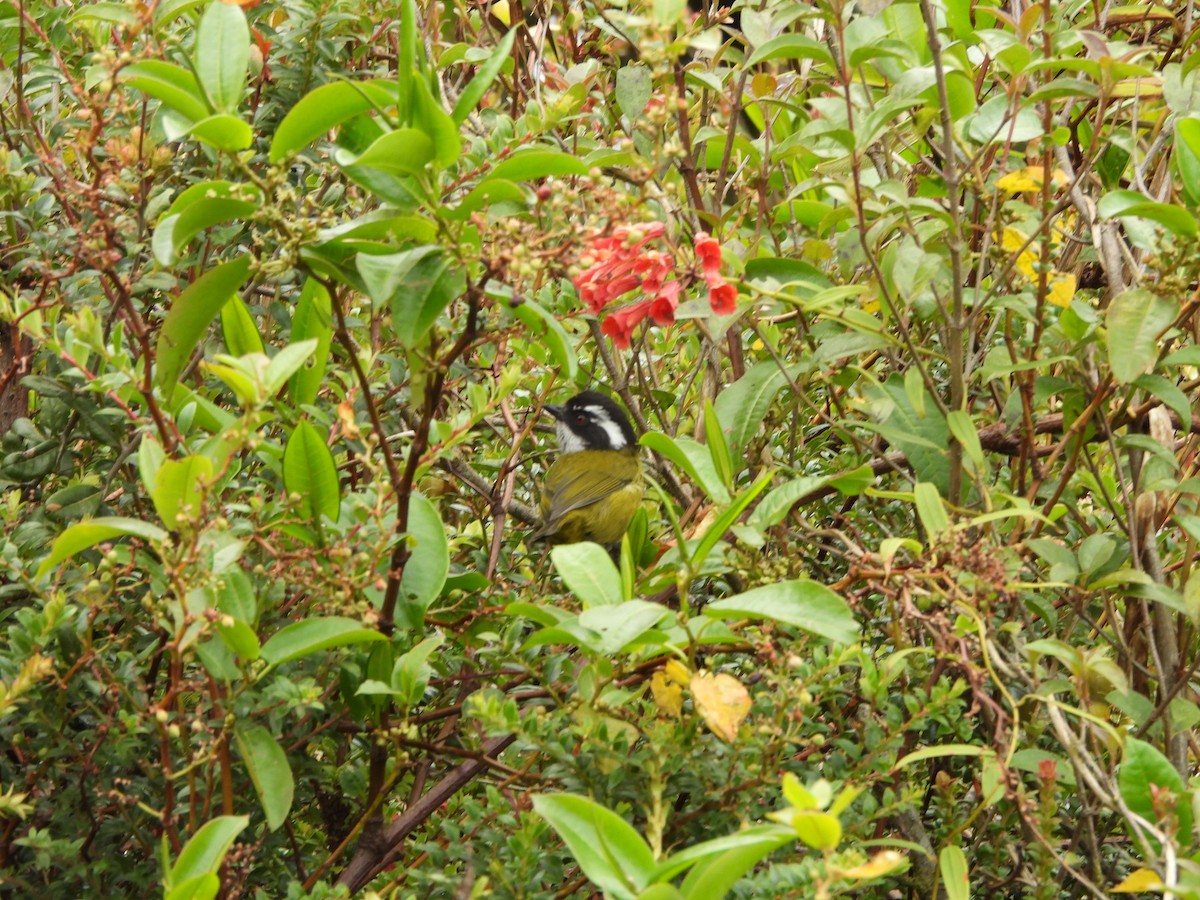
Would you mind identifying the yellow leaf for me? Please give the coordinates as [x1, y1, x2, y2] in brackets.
[996, 166, 1045, 192]
[999, 227, 1037, 279]
[1046, 273, 1076, 308]
[664, 659, 690, 686]
[650, 671, 683, 717]
[1112, 868, 1163, 892]
[690, 671, 751, 742]
[841, 850, 907, 879]
[490, 0, 511, 24]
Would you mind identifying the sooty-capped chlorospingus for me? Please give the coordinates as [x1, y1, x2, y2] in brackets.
[530, 390, 645, 548]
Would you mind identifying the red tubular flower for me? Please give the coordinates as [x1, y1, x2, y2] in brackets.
[649, 281, 681, 325]
[694, 232, 723, 275]
[708, 278, 738, 315]
[600, 299, 653, 348]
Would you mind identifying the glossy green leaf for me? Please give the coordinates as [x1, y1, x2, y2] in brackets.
[358, 246, 464, 348]
[283, 419, 340, 524]
[269, 80, 400, 163]
[396, 494, 449, 626]
[691, 471, 773, 567]
[411, 76, 460, 167]
[703, 398, 733, 492]
[185, 113, 252, 151]
[220, 295, 264, 357]
[234, 725, 294, 831]
[37, 517, 168, 580]
[714, 362, 796, 453]
[745, 34, 835, 67]
[705, 579, 857, 644]
[509, 297, 577, 380]
[1175, 118, 1200, 206]
[451, 27, 517, 123]
[263, 339, 319, 397]
[195, 0, 249, 112]
[260, 616, 387, 667]
[168, 815, 249, 887]
[550, 542, 622, 607]
[155, 256, 253, 393]
[154, 194, 257, 266]
[121, 60, 209, 121]
[391, 633, 444, 708]
[486, 149, 589, 183]
[1097, 189, 1198, 237]
[335, 127, 435, 176]
[914, 481, 949, 537]
[1119, 736, 1193, 844]
[747, 476, 828, 530]
[939, 845, 969, 900]
[152, 455, 214, 529]
[288, 280, 333, 407]
[1106, 288, 1178, 384]
[640, 432, 731, 504]
[532, 794, 655, 900]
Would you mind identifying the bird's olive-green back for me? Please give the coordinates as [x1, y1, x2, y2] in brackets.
[536, 448, 643, 546]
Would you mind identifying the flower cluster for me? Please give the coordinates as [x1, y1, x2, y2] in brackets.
[572, 225, 738, 348]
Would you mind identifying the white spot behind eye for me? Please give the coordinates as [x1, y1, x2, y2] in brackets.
[585, 405, 628, 450]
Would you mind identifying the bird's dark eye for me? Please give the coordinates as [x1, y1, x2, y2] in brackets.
[575, 414, 588, 425]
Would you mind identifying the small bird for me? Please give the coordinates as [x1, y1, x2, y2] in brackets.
[530, 390, 645, 549]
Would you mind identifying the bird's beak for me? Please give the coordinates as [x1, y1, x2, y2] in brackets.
[543, 403, 564, 420]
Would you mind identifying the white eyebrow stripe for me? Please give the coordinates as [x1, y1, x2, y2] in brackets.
[585, 405, 629, 450]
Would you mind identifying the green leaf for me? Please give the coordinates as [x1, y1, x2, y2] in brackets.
[335, 127, 435, 176]
[747, 476, 830, 530]
[151, 180, 261, 265]
[616, 64, 652, 119]
[151, 455, 214, 529]
[194, 0, 249, 112]
[120, 60, 209, 122]
[703, 398, 733, 493]
[550, 542, 623, 607]
[396, 494, 449, 627]
[914, 481, 950, 537]
[691, 471, 774, 568]
[263, 339, 319, 397]
[945, 410, 985, 472]
[358, 247, 465, 348]
[788, 809, 841, 850]
[713, 362, 795, 453]
[165, 874, 219, 900]
[509, 297, 577, 380]
[1098, 189, 1198, 237]
[220, 295, 264, 357]
[486, 149, 589, 183]
[391, 633, 444, 708]
[705, 579, 857, 645]
[410, 76, 460, 167]
[283, 420, 340, 524]
[269, 80, 400, 163]
[745, 34, 835, 67]
[234, 725, 294, 831]
[651, 825, 794, 885]
[1106, 288, 1178, 384]
[868, 376, 951, 496]
[288, 280, 333, 407]
[260, 616, 388, 667]
[185, 113, 252, 151]
[532, 794, 655, 900]
[1133, 374, 1192, 432]
[451, 27, 517, 123]
[37, 517, 168, 580]
[155, 256, 253, 394]
[1175, 118, 1200, 206]
[640, 432, 731, 504]
[1119, 736, 1193, 844]
[939, 845, 969, 900]
[168, 815, 249, 887]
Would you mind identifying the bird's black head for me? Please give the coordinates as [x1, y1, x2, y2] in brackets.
[545, 391, 637, 453]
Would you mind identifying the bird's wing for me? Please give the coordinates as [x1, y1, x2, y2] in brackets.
[541, 467, 633, 523]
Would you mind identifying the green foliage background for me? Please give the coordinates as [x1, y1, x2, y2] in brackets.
[2, 0, 1200, 896]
